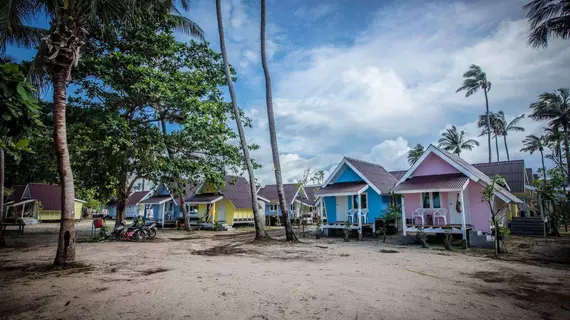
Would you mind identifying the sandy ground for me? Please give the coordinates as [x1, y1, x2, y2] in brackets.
[0, 221, 569, 320]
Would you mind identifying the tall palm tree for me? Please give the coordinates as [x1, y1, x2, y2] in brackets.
[521, 135, 547, 181]
[1, 0, 203, 266]
[216, 0, 267, 240]
[495, 111, 525, 161]
[407, 144, 424, 166]
[529, 88, 570, 186]
[457, 64, 492, 163]
[545, 125, 564, 166]
[523, 0, 570, 48]
[260, 0, 296, 241]
[477, 111, 501, 161]
[438, 125, 480, 157]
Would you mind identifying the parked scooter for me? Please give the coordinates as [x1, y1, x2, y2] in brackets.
[107, 220, 146, 242]
[143, 220, 157, 239]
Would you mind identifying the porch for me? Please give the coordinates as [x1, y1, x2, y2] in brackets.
[139, 196, 175, 228]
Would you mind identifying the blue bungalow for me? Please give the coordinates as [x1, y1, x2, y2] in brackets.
[257, 183, 317, 225]
[105, 191, 151, 219]
[138, 183, 196, 227]
[316, 157, 399, 237]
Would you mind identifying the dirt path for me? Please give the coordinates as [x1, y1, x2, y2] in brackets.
[0, 223, 569, 320]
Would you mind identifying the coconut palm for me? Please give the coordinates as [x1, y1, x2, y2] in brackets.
[216, 0, 267, 240]
[477, 112, 501, 161]
[260, 0, 296, 241]
[523, 0, 570, 48]
[456, 64, 492, 163]
[529, 88, 570, 185]
[407, 144, 424, 166]
[1, 0, 203, 266]
[495, 111, 525, 161]
[544, 125, 564, 166]
[438, 125, 480, 157]
[521, 135, 547, 181]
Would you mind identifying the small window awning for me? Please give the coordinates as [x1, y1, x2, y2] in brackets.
[394, 174, 469, 194]
[139, 196, 172, 205]
[185, 193, 223, 204]
[6, 199, 37, 207]
[315, 182, 368, 197]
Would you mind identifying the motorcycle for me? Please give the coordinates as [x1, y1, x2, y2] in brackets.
[107, 220, 146, 242]
[143, 220, 157, 239]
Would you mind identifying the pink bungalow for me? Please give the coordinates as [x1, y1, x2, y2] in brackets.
[394, 145, 523, 244]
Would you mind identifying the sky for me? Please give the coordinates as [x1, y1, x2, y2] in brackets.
[8, 0, 570, 186]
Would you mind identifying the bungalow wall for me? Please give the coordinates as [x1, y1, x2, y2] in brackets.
[38, 201, 83, 221]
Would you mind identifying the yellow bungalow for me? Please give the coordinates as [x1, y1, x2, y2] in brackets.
[4, 183, 85, 222]
[185, 175, 265, 227]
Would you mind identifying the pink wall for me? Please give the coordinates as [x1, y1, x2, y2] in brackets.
[402, 182, 492, 233]
[411, 153, 460, 177]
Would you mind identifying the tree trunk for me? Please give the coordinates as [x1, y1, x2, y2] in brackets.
[116, 186, 128, 223]
[216, 0, 267, 240]
[0, 149, 5, 246]
[562, 124, 570, 188]
[53, 66, 76, 267]
[503, 134, 510, 161]
[260, 0, 296, 241]
[484, 88, 492, 163]
[495, 135, 500, 162]
[540, 150, 547, 181]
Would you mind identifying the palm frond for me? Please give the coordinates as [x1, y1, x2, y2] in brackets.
[170, 14, 204, 40]
[523, 0, 570, 47]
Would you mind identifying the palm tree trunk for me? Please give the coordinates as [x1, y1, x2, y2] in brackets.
[540, 149, 547, 181]
[563, 124, 570, 188]
[216, 0, 267, 240]
[260, 0, 296, 242]
[159, 118, 190, 231]
[484, 88, 492, 163]
[503, 134, 510, 161]
[495, 135, 500, 162]
[52, 66, 76, 267]
[0, 148, 5, 246]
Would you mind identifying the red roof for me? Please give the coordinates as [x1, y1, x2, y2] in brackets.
[127, 191, 151, 206]
[26, 183, 84, 211]
[393, 174, 469, 192]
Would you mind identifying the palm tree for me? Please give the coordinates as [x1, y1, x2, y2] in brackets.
[456, 64, 492, 163]
[521, 135, 547, 181]
[216, 0, 267, 240]
[438, 125, 480, 157]
[477, 111, 501, 161]
[523, 0, 570, 48]
[407, 144, 424, 166]
[529, 88, 570, 186]
[544, 125, 564, 166]
[495, 111, 525, 161]
[1, 0, 203, 266]
[260, 0, 296, 241]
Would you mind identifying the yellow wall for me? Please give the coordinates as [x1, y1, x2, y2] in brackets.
[195, 198, 253, 225]
[38, 201, 83, 221]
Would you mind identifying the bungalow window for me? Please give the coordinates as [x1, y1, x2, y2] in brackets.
[188, 205, 198, 213]
[352, 193, 368, 210]
[290, 204, 295, 211]
[269, 204, 278, 211]
[422, 192, 441, 209]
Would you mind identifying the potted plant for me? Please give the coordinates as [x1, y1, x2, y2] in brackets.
[417, 226, 429, 248]
[443, 225, 453, 251]
[315, 216, 322, 239]
[343, 219, 352, 242]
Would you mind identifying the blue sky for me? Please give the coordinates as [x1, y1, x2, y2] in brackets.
[8, 0, 570, 185]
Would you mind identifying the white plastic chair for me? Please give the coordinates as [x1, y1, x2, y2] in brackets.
[346, 210, 356, 224]
[433, 208, 447, 226]
[360, 210, 368, 225]
[412, 208, 425, 226]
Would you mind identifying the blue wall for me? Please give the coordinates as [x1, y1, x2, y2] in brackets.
[324, 197, 337, 222]
[336, 166, 363, 183]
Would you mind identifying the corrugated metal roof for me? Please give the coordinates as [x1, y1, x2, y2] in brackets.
[26, 183, 84, 211]
[139, 195, 172, 204]
[221, 175, 255, 209]
[127, 191, 151, 206]
[301, 185, 320, 205]
[345, 157, 399, 193]
[389, 170, 407, 180]
[473, 160, 526, 193]
[186, 193, 223, 203]
[393, 174, 468, 192]
[257, 184, 299, 203]
[316, 182, 368, 196]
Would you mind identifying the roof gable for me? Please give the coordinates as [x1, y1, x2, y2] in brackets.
[323, 157, 398, 194]
[257, 183, 299, 204]
[336, 166, 364, 183]
[127, 191, 152, 206]
[410, 153, 461, 177]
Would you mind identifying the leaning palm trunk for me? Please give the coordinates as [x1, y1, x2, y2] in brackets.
[563, 125, 570, 188]
[495, 135, 500, 162]
[53, 66, 76, 266]
[484, 88, 492, 163]
[503, 135, 510, 161]
[260, 0, 296, 241]
[216, 0, 267, 239]
[0, 149, 5, 246]
[540, 149, 547, 181]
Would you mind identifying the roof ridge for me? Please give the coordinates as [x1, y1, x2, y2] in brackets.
[345, 156, 390, 170]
